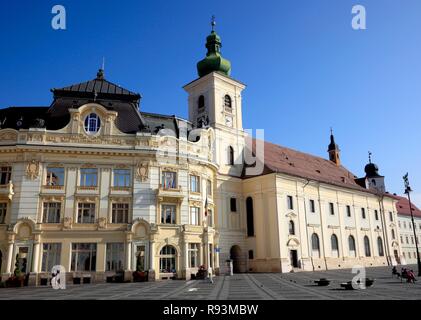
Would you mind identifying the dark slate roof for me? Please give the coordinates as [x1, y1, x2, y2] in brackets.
[0, 106, 49, 130]
[51, 69, 140, 101]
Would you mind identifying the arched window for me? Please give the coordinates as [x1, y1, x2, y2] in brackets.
[377, 237, 384, 257]
[224, 95, 232, 110]
[348, 235, 356, 257]
[84, 113, 101, 134]
[228, 146, 234, 165]
[198, 95, 205, 109]
[246, 197, 254, 237]
[364, 236, 371, 257]
[289, 220, 295, 235]
[159, 245, 176, 273]
[331, 234, 339, 258]
[311, 233, 320, 258]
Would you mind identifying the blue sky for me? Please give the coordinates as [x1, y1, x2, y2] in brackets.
[1, 0, 420, 205]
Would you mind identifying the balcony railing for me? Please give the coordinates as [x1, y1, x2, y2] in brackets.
[0, 181, 14, 200]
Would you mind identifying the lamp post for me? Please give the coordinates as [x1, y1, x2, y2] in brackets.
[403, 173, 421, 276]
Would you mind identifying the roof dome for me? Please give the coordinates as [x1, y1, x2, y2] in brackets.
[197, 28, 231, 78]
[365, 162, 380, 177]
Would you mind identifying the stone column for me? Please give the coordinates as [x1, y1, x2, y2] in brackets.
[125, 241, 132, 271]
[5, 242, 14, 274]
[32, 241, 40, 273]
[148, 241, 156, 281]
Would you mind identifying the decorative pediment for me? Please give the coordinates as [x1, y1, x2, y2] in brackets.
[328, 225, 340, 229]
[285, 211, 297, 218]
[345, 226, 356, 230]
[287, 238, 300, 248]
[389, 222, 397, 228]
[360, 227, 370, 232]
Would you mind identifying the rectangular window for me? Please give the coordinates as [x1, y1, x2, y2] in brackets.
[77, 203, 96, 223]
[400, 236, 403, 244]
[0, 166, 12, 185]
[46, 167, 64, 186]
[41, 243, 61, 272]
[190, 207, 200, 225]
[287, 196, 294, 210]
[188, 243, 199, 268]
[0, 203, 7, 224]
[309, 200, 315, 213]
[162, 171, 177, 189]
[207, 179, 212, 196]
[389, 212, 393, 222]
[404, 222, 407, 229]
[42, 202, 61, 223]
[346, 205, 351, 217]
[190, 175, 200, 193]
[361, 208, 366, 219]
[230, 197, 237, 212]
[113, 169, 131, 187]
[207, 209, 213, 227]
[161, 204, 176, 224]
[71, 243, 97, 272]
[112, 203, 129, 223]
[329, 203, 335, 215]
[374, 210, 379, 221]
[80, 168, 98, 187]
[106, 243, 125, 271]
[398, 221, 401, 228]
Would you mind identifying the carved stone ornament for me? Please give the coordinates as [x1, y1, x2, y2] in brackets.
[136, 162, 149, 182]
[98, 217, 107, 229]
[26, 160, 40, 180]
[63, 217, 73, 229]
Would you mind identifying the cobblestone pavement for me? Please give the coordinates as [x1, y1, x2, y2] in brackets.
[0, 265, 420, 300]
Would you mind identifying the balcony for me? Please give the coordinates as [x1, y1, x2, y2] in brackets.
[157, 184, 184, 201]
[41, 184, 65, 194]
[0, 181, 14, 200]
[110, 186, 132, 196]
[76, 186, 99, 195]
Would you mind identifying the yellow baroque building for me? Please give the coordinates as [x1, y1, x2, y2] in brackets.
[0, 26, 403, 285]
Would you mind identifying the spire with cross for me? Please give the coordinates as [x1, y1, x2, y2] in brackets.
[211, 15, 216, 32]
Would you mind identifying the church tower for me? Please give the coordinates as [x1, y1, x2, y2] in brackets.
[328, 129, 341, 166]
[183, 18, 246, 177]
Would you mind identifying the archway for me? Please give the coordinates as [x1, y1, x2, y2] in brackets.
[230, 245, 242, 273]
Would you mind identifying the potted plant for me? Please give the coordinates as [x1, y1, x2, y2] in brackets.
[6, 254, 26, 287]
[132, 254, 147, 282]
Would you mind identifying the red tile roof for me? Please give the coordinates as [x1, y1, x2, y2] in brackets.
[393, 195, 421, 218]
[245, 139, 389, 195]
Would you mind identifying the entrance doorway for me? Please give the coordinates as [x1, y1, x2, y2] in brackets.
[290, 250, 299, 268]
[230, 245, 242, 273]
[394, 250, 401, 264]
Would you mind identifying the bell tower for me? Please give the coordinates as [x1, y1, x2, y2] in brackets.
[183, 18, 246, 176]
[328, 129, 341, 166]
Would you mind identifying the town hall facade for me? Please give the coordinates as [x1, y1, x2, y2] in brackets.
[0, 24, 404, 285]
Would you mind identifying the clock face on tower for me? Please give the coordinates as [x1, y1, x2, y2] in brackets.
[225, 116, 233, 127]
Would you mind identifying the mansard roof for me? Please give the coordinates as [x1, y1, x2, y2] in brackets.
[51, 69, 141, 101]
[244, 139, 393, 196]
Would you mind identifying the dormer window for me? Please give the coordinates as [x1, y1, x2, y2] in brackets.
[224, 95, 232, 111]
[198, 95, 205, 110]
[84, 113, 101, 134]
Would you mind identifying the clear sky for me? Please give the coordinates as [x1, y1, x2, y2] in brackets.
[1, 0, 420, 206]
